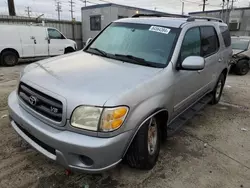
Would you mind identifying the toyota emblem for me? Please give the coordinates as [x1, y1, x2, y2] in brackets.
[29, 96, 37, 106]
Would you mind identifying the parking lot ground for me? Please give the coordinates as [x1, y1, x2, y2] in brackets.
[0, 64, 250, 188]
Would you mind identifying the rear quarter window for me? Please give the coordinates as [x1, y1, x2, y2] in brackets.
[220, 26, 231, 47]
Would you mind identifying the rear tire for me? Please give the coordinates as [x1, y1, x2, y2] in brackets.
[1, 51, 18, 66]
[126, 117, 160, 170]
[234, 59, 249, 75]
[210, 73, 225, 105]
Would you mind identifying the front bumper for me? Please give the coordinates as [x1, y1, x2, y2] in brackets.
[8, 91, 133, 173]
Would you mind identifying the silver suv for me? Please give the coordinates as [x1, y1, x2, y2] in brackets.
[8, 15, 232, 172]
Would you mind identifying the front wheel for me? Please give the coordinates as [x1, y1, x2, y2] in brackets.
[234, 59, 249, 75]
[210, 73, 225, 105]
[126, 117, 160, 170]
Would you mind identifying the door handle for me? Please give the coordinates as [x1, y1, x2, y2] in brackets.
[218, 58, 222, 62]
[30, 36, 35, 40]
[197, 70, 203, 74]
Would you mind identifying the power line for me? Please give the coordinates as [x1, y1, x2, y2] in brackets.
[25, 6, 32, 18]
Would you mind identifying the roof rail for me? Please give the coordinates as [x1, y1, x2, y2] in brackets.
[187, 16, 223, 23]
[131, 14, 224, 23]
[132, 14, 189, 18]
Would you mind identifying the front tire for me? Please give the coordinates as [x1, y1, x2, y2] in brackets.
[1, 51, 18, 66]
[210, 73, 225, 105]
[234, 59, 249, 75]
[64, 47, 75, 54]
[126, 117, 160, 170]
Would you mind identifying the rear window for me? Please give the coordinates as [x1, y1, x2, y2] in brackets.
[220, 26, 231, 47]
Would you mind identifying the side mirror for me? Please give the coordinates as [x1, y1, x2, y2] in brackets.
[181, 56, 205, 71]
[86, 38, 93, 46]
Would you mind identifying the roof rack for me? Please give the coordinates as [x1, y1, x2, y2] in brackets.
[187, 16, 223, 23]
[131, 14, 223, 23]
[132, 14, 189, 18]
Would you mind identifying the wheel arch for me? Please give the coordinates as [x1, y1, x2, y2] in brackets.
[64, 46, 75, 54]
[0, 48, 20, 58]
[122, 108, 168, 158]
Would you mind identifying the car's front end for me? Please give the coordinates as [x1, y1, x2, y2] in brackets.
[8, 18, 179, 172]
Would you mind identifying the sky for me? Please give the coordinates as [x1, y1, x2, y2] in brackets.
[0, 0, 250, 20]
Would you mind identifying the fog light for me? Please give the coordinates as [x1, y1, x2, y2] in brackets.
[80, 155, 94, 166]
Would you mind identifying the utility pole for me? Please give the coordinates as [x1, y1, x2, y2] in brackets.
[7, 0, 16, 16]
[69, 0, 75, 40]
[225, 0, 230, 24]
[25, 6, 32, 18]
[202, 0, 208, 12]
[231, 0, 236, 10]
[55, 1, 62, 21]
[181, 1, 185, 15]
[221, 0, 225, 20]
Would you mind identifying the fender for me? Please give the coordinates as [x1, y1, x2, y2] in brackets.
[122, 108, 168, 158]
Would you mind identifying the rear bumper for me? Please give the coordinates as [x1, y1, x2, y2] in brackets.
[8, 91, 133, 173]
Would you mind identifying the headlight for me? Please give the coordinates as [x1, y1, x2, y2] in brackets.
[100, 106, 129, 132]
[70, 106, 129, 132]
[71, 106, 102, 131]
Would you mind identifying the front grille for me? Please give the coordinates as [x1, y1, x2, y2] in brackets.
[18, 82, 63, 122]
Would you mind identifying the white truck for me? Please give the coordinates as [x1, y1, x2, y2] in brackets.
[0, 24, 77, 66]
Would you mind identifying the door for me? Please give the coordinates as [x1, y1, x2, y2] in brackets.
[19, 26, 35, 58]
[31, 27, 49, 57]
[199, 26, 221, 91]
[172, 27, 205, 118]
[47, 28, 66, 56]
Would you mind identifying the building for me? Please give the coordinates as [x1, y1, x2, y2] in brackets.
[190, 7, 250, 36]
[81, 3, 175, 43]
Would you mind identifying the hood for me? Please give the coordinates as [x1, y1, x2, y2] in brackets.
[21, 52, 162, 108]
[233, 49, 244, 55]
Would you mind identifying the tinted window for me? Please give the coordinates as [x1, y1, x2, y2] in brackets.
[90, 15, 101, 31]
[200, 26, 219, 57]
[88, 23, 179, 66]
[220, 26, 231, 47]
[180, 27, 201, 62]
[48, 29, 63, 39]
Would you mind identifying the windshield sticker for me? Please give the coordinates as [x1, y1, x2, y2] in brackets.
[149, 26, 171, 34]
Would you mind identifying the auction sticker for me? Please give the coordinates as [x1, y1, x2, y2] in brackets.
[149, 26, 171, 34]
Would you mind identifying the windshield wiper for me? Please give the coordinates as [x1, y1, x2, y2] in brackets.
[114, 54, 157, 67]
[88, 47, 108, 57]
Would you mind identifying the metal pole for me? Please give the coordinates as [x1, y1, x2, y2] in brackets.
[69, 0, 75, 41]
[203, 0, 206, 12]
[7, 0, 16, 16]
[221, 0, 225, 20]
[182, 2, 185, 15]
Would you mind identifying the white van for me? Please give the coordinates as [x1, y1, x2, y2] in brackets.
[0, 24, 77, 66]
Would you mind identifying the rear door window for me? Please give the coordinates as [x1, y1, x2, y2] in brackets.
[220, 26, 231, 47]
[200, 26, 220, 57]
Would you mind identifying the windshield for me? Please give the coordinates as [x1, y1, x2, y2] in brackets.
[86, 22, 179, 67]
[231, 38, 250, 50]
